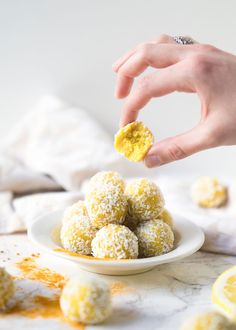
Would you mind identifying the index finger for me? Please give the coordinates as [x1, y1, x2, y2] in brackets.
[120, 60, 194, 127]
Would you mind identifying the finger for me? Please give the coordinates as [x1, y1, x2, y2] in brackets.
[120, 44, 189, 75]
[144, 124, 213, 167]
[112, 47, 136, 72]
[120, 61, 194, 127]
[116, 43, 195, 98]
[115, 73, 133, 98]
[112, 34, 174, 73]
[150, 34, 176, 44]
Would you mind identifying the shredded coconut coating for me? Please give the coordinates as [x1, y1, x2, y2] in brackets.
[86, 172, 127, 229]
[158, 209, 173, 228]
[62, 200, 88, 224]
[135, 220, 174, 258]
[125, 178, 165, 221]
[60, 277, 111, 324]
[60, 214, 97, 255]
[0, 268, 14, 310]
[191, 177, 227, 208]
[181, 311, 235, 330]
[92, 224, 139, 259]
[88, 171, 125, 192]
[114, 121, 154, 162]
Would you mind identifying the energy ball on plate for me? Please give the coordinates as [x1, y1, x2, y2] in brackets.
[181, 311, 235, 330]
[62, 200, 88, 224]
[158, 209, 173, 228]
[191, 177, 227, 208]
[92, 224, 138, 259]
[0, 268, 14, 310]
[60, 214, 97, 255]
[86, 172, 127, 229]
[125, 178, 165, 221]
[60, 277, 111, 324]
[88, 171, 125, 192]
[114, 121, 153, 162]
[135, 220, 174, 258]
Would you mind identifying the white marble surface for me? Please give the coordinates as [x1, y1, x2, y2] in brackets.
[0, 234, 236, 330]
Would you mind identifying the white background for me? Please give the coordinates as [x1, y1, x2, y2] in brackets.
[0, 0, 236, 175]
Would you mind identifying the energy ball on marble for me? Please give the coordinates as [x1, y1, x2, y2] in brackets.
[158, 209, 173, 228]
[135, 220, 174, 258]
[60, 277, 111, 324]
[0, 268, 14, 310]
[125, 178, 165, 221]
[86, 172, 127, 229]
[92, 224, 138, 259]
[181, 311, 235, 330]
[191, 177, 227, 208]
[114, 121, 153, 162]
[62, 200, 88, 224]
[60, 214, 97, 255]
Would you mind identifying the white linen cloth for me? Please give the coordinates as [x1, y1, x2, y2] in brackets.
[0, 95, 133, 233]
[158, 176, 236, 256]
[1, 95, 236, 256]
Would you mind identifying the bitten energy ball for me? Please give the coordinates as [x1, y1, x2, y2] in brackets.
[60, 213, 97, 255]
[60, 277, 111, 324]
[125, 178, 164, 221]
[86, 172, 127, 229]
[191, 177, 227, 208]
[135, 220, 174, 258]
[158, 209, 173, 228]
[92, 224, 138, 259]
[181, 311, 235, 330]
[62, 200, 88, 224]
[0, 268, 14, 310]
[114, 121, 153, 162]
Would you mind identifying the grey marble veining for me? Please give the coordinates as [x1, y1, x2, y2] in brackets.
[0, 235, 235, 330]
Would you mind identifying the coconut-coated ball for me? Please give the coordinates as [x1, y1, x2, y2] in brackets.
[158, 209, 173, 228]
[86, 172, 127, 229]
[181, 311, 235, 330]
[60, 213, 97, 255]
[88, 171, 125, 192]
[125, 178, 165, 221]
[0, 268, 14, 310]
[92, 224, 138, 259]
[60, 277, 111, 324]
[135, 219, 174, 258]
[62, 200, 88, 224]
[191, 177, 227, 208]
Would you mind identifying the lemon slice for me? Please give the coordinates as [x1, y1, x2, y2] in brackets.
[212, 266, 236, 322]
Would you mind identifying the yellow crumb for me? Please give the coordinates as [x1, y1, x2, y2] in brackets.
[114, 121, 153, 162]
[15, 256, 66, 289]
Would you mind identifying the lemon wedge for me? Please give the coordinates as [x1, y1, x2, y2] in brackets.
[212, 266, 236, 322]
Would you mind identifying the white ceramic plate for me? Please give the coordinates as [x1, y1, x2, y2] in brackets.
[28, 210, 205, 276]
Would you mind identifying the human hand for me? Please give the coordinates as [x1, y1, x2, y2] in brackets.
[113, 34, 236, 167]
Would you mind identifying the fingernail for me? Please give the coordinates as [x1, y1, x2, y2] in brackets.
[145, 154, 162, 168]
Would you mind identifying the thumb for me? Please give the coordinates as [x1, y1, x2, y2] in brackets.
[144, 124, 214, 168]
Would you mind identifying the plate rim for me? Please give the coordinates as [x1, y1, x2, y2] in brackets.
[28, 210, 205, 267]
